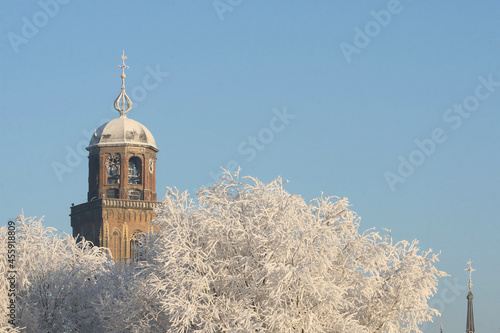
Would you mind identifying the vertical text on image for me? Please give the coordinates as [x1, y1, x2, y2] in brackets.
[6, 220, 17, 328]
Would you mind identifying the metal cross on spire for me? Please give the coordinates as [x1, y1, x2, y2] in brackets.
[466, 260, 476, 292]
[114, 51, 133, 117]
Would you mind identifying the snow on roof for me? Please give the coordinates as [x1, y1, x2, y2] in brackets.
[88, 115, 159, 152]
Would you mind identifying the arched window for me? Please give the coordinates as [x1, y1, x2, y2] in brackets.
[106, 155, 120, 184]
[111, 229, 122, 260]
[128, 157, 142, 184]
[106, 189, 119, 199]
[130, 231, 145, 262]
[129, 189, 142, 200]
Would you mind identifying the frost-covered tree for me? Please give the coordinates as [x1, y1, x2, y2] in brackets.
[96, 261, 172, 333]
[0, 215, 112, 332]
[1, 172, 446, 332]
[133, 171, 446, 332]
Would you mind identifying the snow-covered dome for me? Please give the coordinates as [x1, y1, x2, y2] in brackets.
[88, 53, 159, 152]
[88, 116, 158, 151]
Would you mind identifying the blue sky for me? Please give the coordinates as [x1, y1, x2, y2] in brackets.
[1, 1, 499, 331]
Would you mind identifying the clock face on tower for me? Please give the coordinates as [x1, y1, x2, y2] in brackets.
[106, 155, 121, 184]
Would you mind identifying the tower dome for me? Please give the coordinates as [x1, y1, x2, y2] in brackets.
[87, 51, 158, 152]
[88, 117, 158, 151]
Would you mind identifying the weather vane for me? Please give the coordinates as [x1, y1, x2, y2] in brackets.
[114, 51, 133, 116]
[119, 50, 129, 79]
[465, 260, 476, 292]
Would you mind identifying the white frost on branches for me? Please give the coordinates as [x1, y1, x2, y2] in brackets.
[0, 172, 446, 332]
[134, 171, 446, 332]
[0, 215, 112, 332]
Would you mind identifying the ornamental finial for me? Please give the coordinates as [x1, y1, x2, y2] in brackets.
[465, 260, 476, 292]
[119, 50, 128, 79]
[114, 51, 133, 117]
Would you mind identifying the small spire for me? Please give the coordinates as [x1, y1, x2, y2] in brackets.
[465, 260, 475, 333]
[114, 51, 133, 117]
[440, 323, 443, 333]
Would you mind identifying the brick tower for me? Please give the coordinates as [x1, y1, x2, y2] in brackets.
[71, 52, 160, 261]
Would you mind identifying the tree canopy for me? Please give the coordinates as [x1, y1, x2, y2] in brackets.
[1, 172, 446, 332]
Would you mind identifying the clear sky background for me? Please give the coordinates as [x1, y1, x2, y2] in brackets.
[1, 1, 499, 331]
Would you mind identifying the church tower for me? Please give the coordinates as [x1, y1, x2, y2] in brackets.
[71, 53, 160, 261]
[465, 261, 475, 333]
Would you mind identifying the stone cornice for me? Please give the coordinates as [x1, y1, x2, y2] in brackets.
[71, 198, 161, 215]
